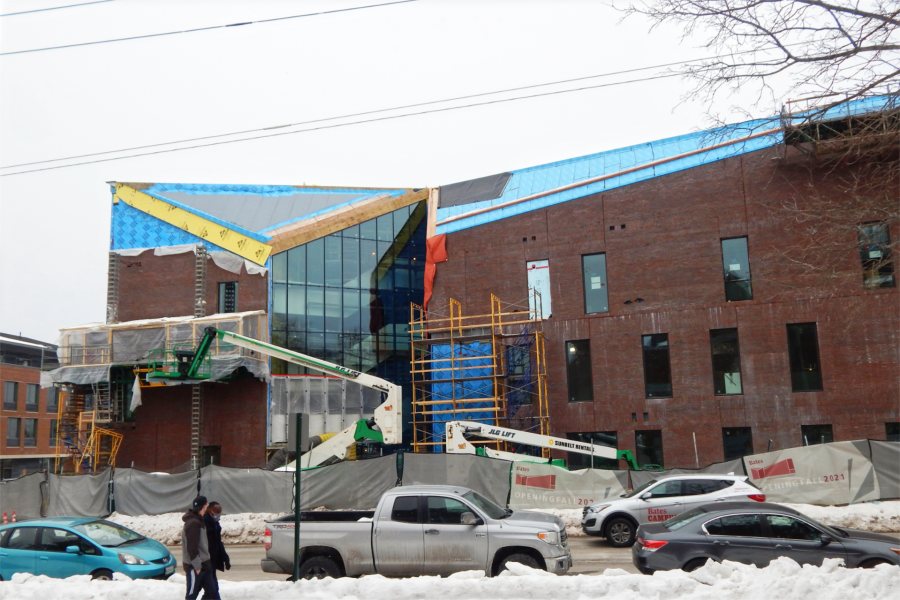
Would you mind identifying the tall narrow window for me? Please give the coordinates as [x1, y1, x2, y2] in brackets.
[710, 328, 743, 395]
[47, 387, 59, 412]
[50, 419, 58, 446]
[527, 259, 552, 319]
[3, 381, 18, 410]
[721, 237, 752, 301]
[858, 222, 894, 288]
[787, 323, 823, 391]
[886, 423, 900, 442]
[6, 417, 21, 446]
[582, 253, 608, 314]
[801, 424, 833, 446]
[218, 282, 238, 313]
[635, 430, 664, 468]
[565, 340, 593, 402]
[25, 384, 39, 411]
[23, 419, 37, 447]
[642, 334, 672, 398]
[722, 427, 753, 460]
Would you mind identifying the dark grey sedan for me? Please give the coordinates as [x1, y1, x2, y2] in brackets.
[632, 501, 900, 574]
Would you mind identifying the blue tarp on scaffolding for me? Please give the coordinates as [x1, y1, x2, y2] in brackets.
[430, 341, 495, 450]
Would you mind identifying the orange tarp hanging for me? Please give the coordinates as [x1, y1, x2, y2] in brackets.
[423, 234, 448, 311]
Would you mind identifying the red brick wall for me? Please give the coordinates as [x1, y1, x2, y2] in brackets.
[115, 376, 267, 471]
[114, 250, 267, 322]
[0, 363, 61, 457]
[431, 147, 899, 467]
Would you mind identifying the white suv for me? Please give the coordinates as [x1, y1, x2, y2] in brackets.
[581, 474, 766, 547]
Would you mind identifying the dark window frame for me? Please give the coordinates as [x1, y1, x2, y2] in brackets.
[722, 427, 754, 461]
[635, 429, 664, 468]
[721, 237, 753, 301]
[3, 381, 18, 410]
[581, 252, 609, 315]
[801, 424, 833, 446]
[25, 383, 39, 412]
[710, 328, 743, 395]
[6, 416, 21, 447]
[642, 333, 673, 398]
[857, 221, 895, 288]
[217, 281, 239, 313]
[786, 322, 823, 392]
[565, 339, 594, 403]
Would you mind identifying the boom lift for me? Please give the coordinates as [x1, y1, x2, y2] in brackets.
[147, 327, 402, 468]
[445, 420, 640, 470]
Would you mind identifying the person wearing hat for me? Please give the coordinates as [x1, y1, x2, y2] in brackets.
[182, 495, 217, 599]
[203, 501, 230, 598]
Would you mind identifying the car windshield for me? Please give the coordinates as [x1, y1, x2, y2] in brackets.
[622, 479, 659, 498]
[72, 519, 145, 547]
[462, 490, 509, 519]
[664, 506, 710, 531]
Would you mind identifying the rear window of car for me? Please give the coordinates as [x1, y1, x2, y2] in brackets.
[1, 526, 39, 550]
[705, 514, 764, 537]
[665, 507, 710, 531]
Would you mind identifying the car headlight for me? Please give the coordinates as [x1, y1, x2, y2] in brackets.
[537, 530, 559, 545]
[118, 552, 148, 565]
[588, 504, 610, 514]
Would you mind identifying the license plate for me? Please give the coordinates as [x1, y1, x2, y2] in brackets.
[165, 565, 175, 576]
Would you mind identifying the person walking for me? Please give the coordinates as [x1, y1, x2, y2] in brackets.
[204, 501, 230, 598]
[182, 495, 217, 600]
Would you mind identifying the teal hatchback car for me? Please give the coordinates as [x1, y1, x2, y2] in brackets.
[0, 517, 176, 580]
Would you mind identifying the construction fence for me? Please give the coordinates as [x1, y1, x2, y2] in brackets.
[1, 440, 897, 520]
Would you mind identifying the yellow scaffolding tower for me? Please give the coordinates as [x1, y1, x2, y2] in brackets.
[409, 292, 550, 456]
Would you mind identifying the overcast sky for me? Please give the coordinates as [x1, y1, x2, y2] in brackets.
[0, 0, 789, 344]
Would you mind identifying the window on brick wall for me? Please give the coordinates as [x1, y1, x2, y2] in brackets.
[25, 384, 39, 411]
[885, 422, 899, 442]
[721, 237, 753, 301]
[6, 417, 21, 446]
[565, 340, 593, 402]
[857, 222, 895, 288]
[47, 387, 59, 413]
[582, 253, 609, 314]
[801, 424, 833, 446]
[642, 333, 672, 398]
[635, 430, 664, 469]
[218, 282, 238, 313]
[787, 323, 823, 392]
[50, 419, 58, 446]
[567, 431, 618, 469]
[527, 259, 552, 319]
[722, 427, 753, 461]
[3, 381, 18, 410]
[23, 419, 37, 447]
[710, 328, 743, 395]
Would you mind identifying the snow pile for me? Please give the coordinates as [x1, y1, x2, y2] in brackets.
[105, 501, 900, 545]
[1, 558, 898, 600]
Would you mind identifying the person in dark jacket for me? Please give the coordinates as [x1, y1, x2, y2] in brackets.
[203, 501, 230, 598]
[182, 495, 217, 600]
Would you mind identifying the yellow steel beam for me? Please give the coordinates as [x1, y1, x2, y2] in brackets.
[114, 183, 272, 266]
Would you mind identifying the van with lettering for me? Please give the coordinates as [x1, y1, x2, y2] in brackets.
[581, 474, 765, 547]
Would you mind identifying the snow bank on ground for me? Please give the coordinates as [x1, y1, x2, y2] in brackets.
[106, 500, 900, 546]
[1, 557, 897, 600]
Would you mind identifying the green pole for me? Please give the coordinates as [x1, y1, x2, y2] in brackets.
[292, 413, 302, 581]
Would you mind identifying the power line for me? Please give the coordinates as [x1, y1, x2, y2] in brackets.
[0, 0, 417, 56]
[0, 71, 685, 177]
[1, 55, 725, 170]
[0, 0, 114, 17]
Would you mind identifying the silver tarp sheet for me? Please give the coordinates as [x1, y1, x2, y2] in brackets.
[0, 472, 46, 521]
[629, 459, 746, 488]
[114, 469, 200, 515]
[400, 453, 511, 507]
[509, 462, 628, 509]
[301, 455, 398, 510]
[871, 440, 900, 500]
[47, 470, 111, 517]
[201, 465, 295, 513]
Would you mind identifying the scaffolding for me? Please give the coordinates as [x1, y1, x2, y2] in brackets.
[409, 292, 550, 457]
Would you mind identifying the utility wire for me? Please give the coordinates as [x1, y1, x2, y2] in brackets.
[0, 0, 417, 56]
[0, 71, 684, 177]
[0, 0, 114, 17]
[1, 53, 735, 170]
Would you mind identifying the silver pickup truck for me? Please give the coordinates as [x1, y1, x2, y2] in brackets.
[261, 484, 572, 578]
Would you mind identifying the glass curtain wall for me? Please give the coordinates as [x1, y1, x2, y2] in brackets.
[270, 202, 427, 393]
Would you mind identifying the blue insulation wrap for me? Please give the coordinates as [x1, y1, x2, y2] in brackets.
[430, 341, 495, 447]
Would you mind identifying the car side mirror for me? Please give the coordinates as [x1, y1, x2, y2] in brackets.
[640, 492, 653, 501]
[820, 534, 833, 546]
[65, 545, 81, 554]
[460, 512, 482, 526]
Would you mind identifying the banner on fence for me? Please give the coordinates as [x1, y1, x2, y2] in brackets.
[509, 462, 628, 509]
[744, 440, 879, 504]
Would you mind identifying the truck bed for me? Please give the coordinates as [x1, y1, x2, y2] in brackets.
[271, 510, 375, 523]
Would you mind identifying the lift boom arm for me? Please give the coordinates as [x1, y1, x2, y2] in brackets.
[446, 420, 639, 470]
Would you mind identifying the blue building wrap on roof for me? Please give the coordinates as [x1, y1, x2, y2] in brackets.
[435, 95, 896, 235]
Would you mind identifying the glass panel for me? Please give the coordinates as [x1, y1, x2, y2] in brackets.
[721, 237, 752, 301]
[887, 422, 900, 442]
[324, 236, 342, 287]
[272, 283, 287, 330]
[710, 328, 742, 395]
[286, 285, 306, 331]
[766, 515, 823, 540]
[272, 251, 287, 283]
[342, 289, 361, 333]
[635, 430, 664, 468]
[342, 237, 360, 288]
[565, 340, 593, 402]
[344, 223, 360, 239]
[25, 384, 39, 411]
[858, 222, 895, 288]
[306, 287, 325, 332]
[50, 419, 58, 446]
[3, 381, 17, 410]
[787, 323, 823, 391]
[306, 238, 324, 286]
[527, 259, 552, 319]
[706, 514, 764, 537]
[6, 417, 20, 446]
[47, 387, 59, 412]
[376, 213, 394, 241]
[287, 245, 306, 285]
[582, 253, 608, 314]
[360, 239, 378, 289]
[324, 289, 342, 332]
[801, 424, 833, 445]
[359, 218, 377, 240]
[23, 419, 37, 447]
[391, 496, 419, 523]
[642, 334, 672, 398]
[722, 427, 753, 460]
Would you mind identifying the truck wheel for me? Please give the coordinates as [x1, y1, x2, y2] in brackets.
[604, 517, 636, 548]
[497, 552, 540, 574]
[299, 556, 341, 579]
